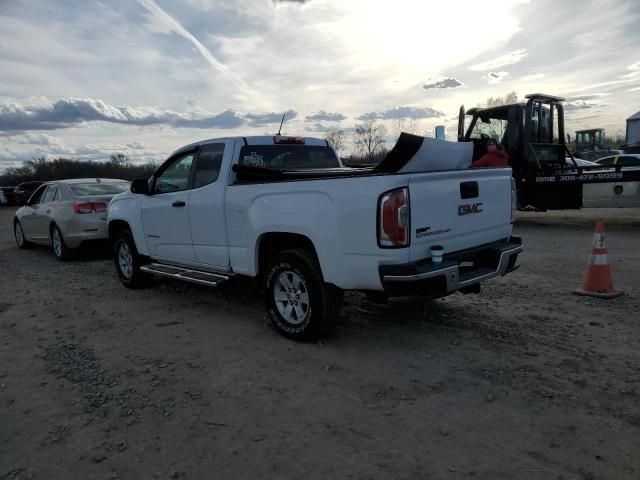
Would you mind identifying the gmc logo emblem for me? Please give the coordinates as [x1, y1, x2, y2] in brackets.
[458, 202, 483, 215]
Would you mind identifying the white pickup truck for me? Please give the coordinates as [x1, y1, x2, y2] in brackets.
[108, 135, 522, 340]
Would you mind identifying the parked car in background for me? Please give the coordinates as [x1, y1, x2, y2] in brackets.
[14, 178, 130, 260]
[1, 186, 17, 205]
[565, 157, 600, 168]
[13, 181, 44, 205]
[563, 156, 640, 207]
[593, 154, 640, 168]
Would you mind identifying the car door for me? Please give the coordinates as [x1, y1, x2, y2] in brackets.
[32, 184, 59, 238]
[25, 184, 54, 241]
[141, 150, 197, 263]
[188, 141, 234, 268]
[20, 184, 50, 240]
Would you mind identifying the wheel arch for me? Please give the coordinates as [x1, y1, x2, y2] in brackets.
[108, 219, 132, 243]
[257, 232, 321, 278]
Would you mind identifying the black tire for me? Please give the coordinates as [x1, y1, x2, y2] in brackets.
[263, 249, 342, 341]
[14, 220, 32, 249]
[51, 224, 73, 261]
[113, 230, 152, 289]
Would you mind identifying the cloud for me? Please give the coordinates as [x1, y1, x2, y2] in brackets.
[521, 72, 546, 82]
[272, 0, 311, 4]
[357, 106, 443, 121]
[6, 133, 66, 148]
[567, 93, 609, 101]
[628, 60, 640, 71]
[304, 123, 333, 133]
[304, 110, 347, 122]
[422, 77, 463, 90]
[470, 49, 527, 71]
[0, 135, 167, 165]
[564, 100, 601, 111]
[0, 97, 250, 131]
[244, 109, 297, 127]
[136, 0, 251, 92]
[486, 71, 510, 84]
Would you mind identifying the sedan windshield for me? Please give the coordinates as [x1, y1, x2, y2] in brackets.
[70, 182, 130, 196]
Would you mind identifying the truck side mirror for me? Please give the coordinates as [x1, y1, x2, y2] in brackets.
[130, 178, 149, 194]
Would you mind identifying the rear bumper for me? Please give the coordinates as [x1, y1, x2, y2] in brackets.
[379, 236, 523, 298]
[62, 220, 109, 248]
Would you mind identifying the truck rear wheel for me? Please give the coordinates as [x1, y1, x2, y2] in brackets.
[113, 230, 152, 289]
[263, 249, 342, 341]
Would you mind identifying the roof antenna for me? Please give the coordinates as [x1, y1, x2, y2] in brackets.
[276, 113, 286, 136]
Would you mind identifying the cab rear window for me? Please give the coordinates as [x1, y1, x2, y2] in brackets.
[238, 145, 339, 170]
[70, 182, 130, 196]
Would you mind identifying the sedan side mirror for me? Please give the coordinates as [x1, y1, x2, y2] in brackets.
[130, 178, 150, 194]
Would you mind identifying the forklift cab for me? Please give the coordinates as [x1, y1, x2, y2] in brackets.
[575, 129, 605, 151]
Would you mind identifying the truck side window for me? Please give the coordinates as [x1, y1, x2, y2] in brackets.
[155, 153, 194, 194]
[193, 143, 224, 188]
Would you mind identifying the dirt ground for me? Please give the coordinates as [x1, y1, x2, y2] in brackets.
[1, 207, 639, 480]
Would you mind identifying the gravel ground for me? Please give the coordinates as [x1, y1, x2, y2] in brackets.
[1, 207, 639, 480]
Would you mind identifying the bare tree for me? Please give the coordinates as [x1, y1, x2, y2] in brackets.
[391, 118, 419, 143]
[110, 152, 130, 166]
[353, 119, 387, 162]
[324, 127, 346, 155]
[484, 91, 519, 107]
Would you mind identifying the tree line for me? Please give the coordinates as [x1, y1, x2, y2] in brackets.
[0, 154, 158, 186]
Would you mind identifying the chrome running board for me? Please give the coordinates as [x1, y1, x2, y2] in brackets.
[140, 263, 229, 287]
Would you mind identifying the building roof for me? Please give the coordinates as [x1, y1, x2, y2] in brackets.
[628, 111, 640, 121]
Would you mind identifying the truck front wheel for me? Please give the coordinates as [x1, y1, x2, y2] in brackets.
[113, 231, 152, 289]
[263, 249, 342, 341]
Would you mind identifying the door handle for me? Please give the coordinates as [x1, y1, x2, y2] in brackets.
[46, 209, 51, 214]
[172, 200, 186, 207]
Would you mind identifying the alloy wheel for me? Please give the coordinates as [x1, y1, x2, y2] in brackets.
[15, 222, 24, 247]
[274, 271, 310, 324]
[52, 228, 62, 257]
[118, 242, 134, 280]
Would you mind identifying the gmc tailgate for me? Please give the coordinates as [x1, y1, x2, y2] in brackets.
[407, 168, 514, 262]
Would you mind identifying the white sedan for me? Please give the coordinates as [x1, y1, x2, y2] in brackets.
[13, 178, 130, 260]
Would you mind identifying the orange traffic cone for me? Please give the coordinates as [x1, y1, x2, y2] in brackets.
[573, 221, 623, 298]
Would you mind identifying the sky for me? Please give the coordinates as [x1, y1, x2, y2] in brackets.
[1, 0, 639, 168]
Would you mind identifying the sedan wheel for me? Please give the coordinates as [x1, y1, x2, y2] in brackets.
[51, 225, 72, 260]
[14, 221, 30, 249]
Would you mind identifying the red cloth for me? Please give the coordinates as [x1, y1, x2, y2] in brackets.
[471, 150, 510, 168]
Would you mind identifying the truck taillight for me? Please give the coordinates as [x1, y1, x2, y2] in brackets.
[273, 136, 305, 144]
[73, 202, 107, 214]
[378, 187, 410, 248]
